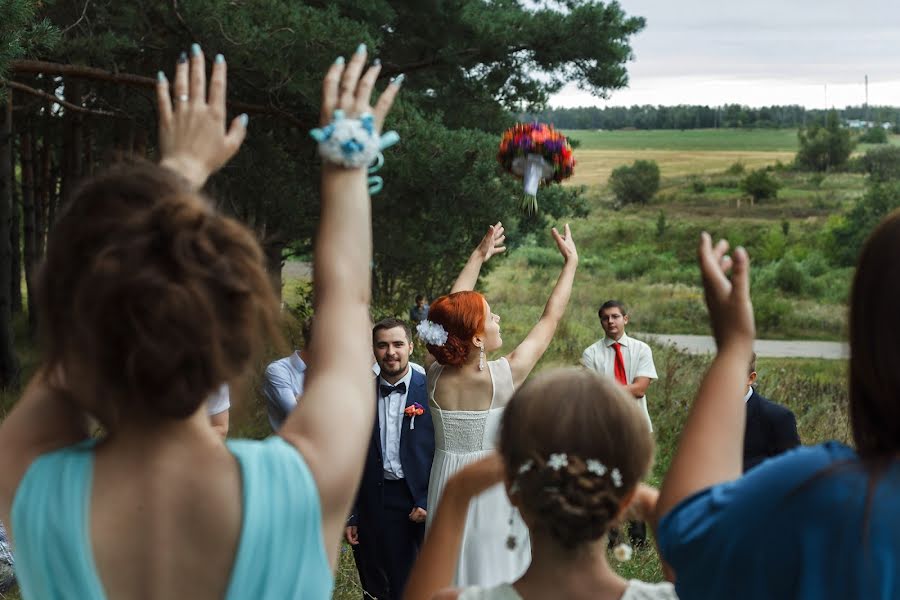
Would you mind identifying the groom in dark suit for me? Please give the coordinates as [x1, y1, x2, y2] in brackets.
[346, 318, 435, 600]
[743, 352, 801, 472]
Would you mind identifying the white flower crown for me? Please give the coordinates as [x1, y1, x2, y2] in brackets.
[513, 453, 623, 488]
[416, 320, 449, 346]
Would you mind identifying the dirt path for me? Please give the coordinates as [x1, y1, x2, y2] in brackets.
[636, 332, 848, 360]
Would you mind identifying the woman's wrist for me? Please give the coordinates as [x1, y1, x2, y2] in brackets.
[159, 156, 209, 191]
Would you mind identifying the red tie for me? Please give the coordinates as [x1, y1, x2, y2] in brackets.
[612, 342, 627, 386]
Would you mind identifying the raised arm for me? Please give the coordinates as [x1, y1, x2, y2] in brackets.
[277, 47, 401, 568]
[449, 222, 506, 293]
[656, 234, 754, 520]
[506, 224, 578, 387]
[403, 454, 505, 600]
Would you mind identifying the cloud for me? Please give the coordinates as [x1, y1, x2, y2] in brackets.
[550, 0, 900, 106]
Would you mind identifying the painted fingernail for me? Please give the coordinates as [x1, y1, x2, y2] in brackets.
[191, 43, 201, 56]
[178, 51, 188, 64]
[157, 71, 167, 83]
[215, 53, 225, 64]
[373, 58, 381, 66]
[392, 74, 405, 86]
[239, 113, 249, 127]
[335, 56, 345, 65]
[356, 43, 367, 54]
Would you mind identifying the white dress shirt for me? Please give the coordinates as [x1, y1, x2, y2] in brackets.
[581, 332, 658, 431]
[378, 365, 415, 480]
[206, 383, 230, 416]
[744, 387, 754, 403]
[263, 351, 307, 431]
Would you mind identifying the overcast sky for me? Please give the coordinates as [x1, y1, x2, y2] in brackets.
[549, 0, 900, 108]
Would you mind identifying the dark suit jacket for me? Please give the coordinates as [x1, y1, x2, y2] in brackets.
[349, 368, 435, 526]
[743, 389, 801, 472]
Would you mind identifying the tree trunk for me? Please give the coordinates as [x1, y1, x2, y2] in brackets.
[10, 132, 21, 315]
[36, 130, 51, 257]
[0, 97, 21, 386]
[263, 241, 284, 302]
[22, 126, 37, 334]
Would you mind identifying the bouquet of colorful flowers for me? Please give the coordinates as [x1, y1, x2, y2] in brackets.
[497, 122, 575, 214]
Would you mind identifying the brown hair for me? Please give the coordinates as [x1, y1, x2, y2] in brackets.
[35, 162, 283, 426]
[749, 351, 757, 375]
[373, 318, 412, 343]
[425, 291, 487, 366]
[849, 208, 900, 459]
[499, 368, 654, 550]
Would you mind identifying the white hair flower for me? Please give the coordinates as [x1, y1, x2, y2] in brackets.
[547, 453, 568, 471]
[416, 320, 448, 346]
[611, 468, 623, 488]
[586, 459, 607, 477]
[613, 543, 633, 562]
[517, 460, 534, 475]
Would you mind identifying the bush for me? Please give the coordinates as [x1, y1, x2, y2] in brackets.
[740, 169, 781, 201]
[826, 181, 900, 266]
[608, 160, 661, 205]
[726, 161, 745, 175]
[690, 178, 706, 193]
[862, 145, 900, 182]
[795, 110, 855, 171]
[859, 126, 888, 144]
[774, 258, 807, 295]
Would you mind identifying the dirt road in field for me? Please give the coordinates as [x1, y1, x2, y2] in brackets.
[636, 332, 848, 360]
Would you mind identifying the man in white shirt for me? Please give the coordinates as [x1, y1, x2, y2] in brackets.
[581, 300, 657, 548]
[348, 318, 434, 600]
[581, 300, 658, 431]
[262, 318, 312, 431]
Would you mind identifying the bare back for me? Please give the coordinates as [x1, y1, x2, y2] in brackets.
[429, 363, 497, 412]
[90, 426, 242, 600]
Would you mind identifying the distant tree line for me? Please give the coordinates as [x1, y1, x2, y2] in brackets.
[525, 104, 900, 130]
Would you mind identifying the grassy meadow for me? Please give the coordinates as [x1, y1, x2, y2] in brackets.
[0, 127, 870, 599]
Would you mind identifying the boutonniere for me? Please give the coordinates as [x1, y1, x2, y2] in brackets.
[404, 402, 425, 429]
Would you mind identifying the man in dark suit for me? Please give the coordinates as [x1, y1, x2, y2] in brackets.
[743, 352, 801, 472]
[346, 318, 435, 600]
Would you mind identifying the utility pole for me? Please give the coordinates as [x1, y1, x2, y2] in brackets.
[865, 74, 870, 125]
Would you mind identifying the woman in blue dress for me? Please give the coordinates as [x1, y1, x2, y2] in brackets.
[655, 224, 900, 599]
[0, 44, 400, 599]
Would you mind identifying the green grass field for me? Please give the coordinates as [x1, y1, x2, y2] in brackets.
[563, 128, 802, 152]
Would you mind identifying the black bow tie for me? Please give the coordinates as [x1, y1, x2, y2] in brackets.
[380, 381, 407, 397]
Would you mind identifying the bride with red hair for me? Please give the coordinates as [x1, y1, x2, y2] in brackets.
[420, 221, 578, 588]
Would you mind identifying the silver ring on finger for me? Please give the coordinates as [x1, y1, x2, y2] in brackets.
[177, 94, 189, 102]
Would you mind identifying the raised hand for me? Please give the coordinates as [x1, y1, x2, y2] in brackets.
[551, 223, 577, 264]
[697, 232, 754, 350]
[476, 222, 507, 262]
[157, 45, 247, 190]
[320, 44, 400, 135]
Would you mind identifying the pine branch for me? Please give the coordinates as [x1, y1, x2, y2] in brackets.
[9, 59, 307, 127]
[5, 80, 116, 117]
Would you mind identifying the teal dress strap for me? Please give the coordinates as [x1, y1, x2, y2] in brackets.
[11, 439, 105, 599]
[225, 436, 333, 599]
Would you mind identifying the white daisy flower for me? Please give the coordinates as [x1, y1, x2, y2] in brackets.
[586, 459, 607, 477]
[611, 468, 623, 488]
[547, 453, 568, 470]
[613, 543, 633, 562]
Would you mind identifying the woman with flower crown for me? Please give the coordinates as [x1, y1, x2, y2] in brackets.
[403, 368, 677, 600]
[415, 221, 577, 587]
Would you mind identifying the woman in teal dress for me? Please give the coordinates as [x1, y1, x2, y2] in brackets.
[0, 44, 401, 599]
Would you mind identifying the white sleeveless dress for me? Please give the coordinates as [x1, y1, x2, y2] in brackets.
[425, 358, 531, 587]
